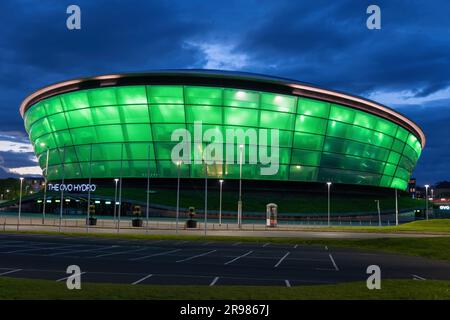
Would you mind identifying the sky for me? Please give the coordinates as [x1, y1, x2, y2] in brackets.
[0, 0, 449, 185]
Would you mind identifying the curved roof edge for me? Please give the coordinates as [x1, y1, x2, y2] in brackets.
[19, 69, 426, 147]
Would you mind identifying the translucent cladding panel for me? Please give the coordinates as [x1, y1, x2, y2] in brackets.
[391, 139, 405, 154]
[223, 89, 259, 109]
[323, 137, 389, 162]
[29, 118, 51, 140]
[25, 103, 47, 129]
[53, 130, 73, 147]
[269, 148, 291, 165]
[321, 152, 385, 174]
[352, 112, 378, 130]
[387, 151, 401, 164]
[65, 108, 93, 128]
[95, 125, 126, 143]
[329, 104, 355, 124]
[60, 91, 90, 111]
[152, 123, 186, 141]
[395, 127, 409, 141]
[125, 143, 155, 160]
[258, 129, 292, 148]
[289, 165, 319, 181]
[371, 131, 394, 149]
[295, 115, 327, 134]
[380, 175, 393, 188]
[375, 117, 397, 135]
[406, 134, 422, 157]
[75, 144, 120, 162]
[383, 163, 396, 176]
[291, 150, 321, 166]
[293, 132, 324, 151]
[297, 97, 330, 118]
[224, 107, 259, 127]
[188, 124, 223, 143]
[91, 106, 121, 125]
[150, 104, 185, 123]
[157, 160, 181, 178]
[70, 126, 97, 145]
[47, 112, 69, 131]
[116, 86, 147, 104]
[42, 96, 64, 116]
[147, 85, 184, 104]
[87, 87, 118, 106]
[34, 134, 56, 154]
[402, 144, 418, 163]
[185, 86, 222, 105]
[398, 155, 415, 172]
[318, 168, 381, 186]
[120, 161, 154, 178]
[255, 164, 289, 181]
[123, 124, 152, 141]
[260, 110, 294, 130]
[391, 177, 407, 190]
[395, 167, 410, 181]
[260, 92, 296, 113]
[61, 163, 81, 178]
[118, 104, 149, 123]
[186, 105, 222, 124]
[155, 142, 180, 160]
[61, 146, 79, 164]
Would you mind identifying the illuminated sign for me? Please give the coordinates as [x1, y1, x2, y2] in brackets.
[439, 205, 450, 211]
[48, 183, 96, 192]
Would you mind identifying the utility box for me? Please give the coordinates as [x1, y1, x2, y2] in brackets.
[266, 203, 278, 227]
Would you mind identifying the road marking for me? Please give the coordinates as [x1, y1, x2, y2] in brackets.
[329, 254, 339, 271]
[285, 280, 291, 287]
[274, 252, 290, 268]
[47, 245, 116, 256]
[56, 272, 86, 282]
[93, 247, 148, 258]
[176, 250, 217, 263]
[132, 274, 153, 285]
[224, 250, 253, 265]
[315, 268, 336, 271]
[202, 241, 214, 246]
[232, 242, 241, 246]
[3, 244, 82, 254]
[0, 269, 22, 276]
[293, 244, 298, 249]
[209, 276, 219, 286]
[412, 274, 426, 280]
[129, 249, 181, 261]
[262, 243, 269, 247]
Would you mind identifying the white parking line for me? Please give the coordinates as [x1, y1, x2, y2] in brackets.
[293, 244, 298, 249]
[232, 242, 241, 246]
[3, 244, 82, 254]
[209, 276, 219, 286]
[176, 250, 217, 263]
[0, 269, 22, 276]
[274, 252, 290, 268]
[132, 274, 153, 285]
[412, 274, 426, 280]
[93, 247, 148, 258]
[285, 280, 291, 287]
[56, 272, 86, 282]
[262, 243, 269, 247]
[202, 242, 214, 246]
[129, 249, 182, 261]
[224, 251, 253, 265]
[329, 254, 339, 271]
[47, 245, 116, 257]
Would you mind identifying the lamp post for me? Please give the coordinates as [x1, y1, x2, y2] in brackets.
[176, 161, 181, 234]
[204, 161, 208, 236]
[395, 188, 399, 226]
[425, 184, 429, 220]
[219, 179, 224, 226]
[113, 178, 119, 226]
[375, 200, 381, 226]
[327, 182, 331, 226]
[238, 144, 244, 229]
[18, 177, 24, 231]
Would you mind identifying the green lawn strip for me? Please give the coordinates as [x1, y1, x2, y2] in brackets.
[0, 277, 448, 300]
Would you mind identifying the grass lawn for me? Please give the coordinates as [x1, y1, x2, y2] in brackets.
[0, 277, 448, 300]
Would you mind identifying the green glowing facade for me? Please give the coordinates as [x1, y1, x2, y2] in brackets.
[20, 71, 425, 190]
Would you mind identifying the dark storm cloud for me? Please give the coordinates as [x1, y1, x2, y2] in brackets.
[0, 0, 448, 183]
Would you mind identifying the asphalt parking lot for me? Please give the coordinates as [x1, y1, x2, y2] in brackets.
[0, 233, 449, 286]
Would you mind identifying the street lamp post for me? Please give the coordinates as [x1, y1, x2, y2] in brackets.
[204, 161, 208, 236]
[176, 161, 181, 234]
[327, 182, 331, 226]
[395, 188, 399, 226]
[113, 178, 119, 226]
[219, 180, 224, 226]
[238, 144, 243, 229]
[425, 184, 429, 220]
[18, 177, 24, 231]
[375, 200, 381, 226]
